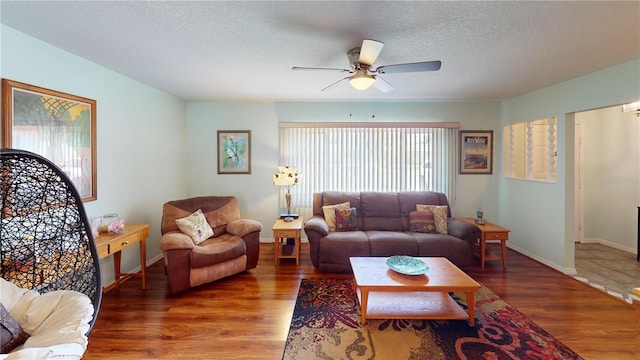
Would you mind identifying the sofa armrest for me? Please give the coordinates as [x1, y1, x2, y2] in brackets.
[159, 231, 195, 251]
[304, 216, 329, 236]
[447, 218, 480, 250]
[226, 219, 262, 238]
[304, 215, 329, 268]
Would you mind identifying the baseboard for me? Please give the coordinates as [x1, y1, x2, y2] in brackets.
[581, 238, 636, 254]
[506, 243, 576, 275]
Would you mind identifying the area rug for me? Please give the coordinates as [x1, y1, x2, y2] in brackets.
[283, 278, 583, 360]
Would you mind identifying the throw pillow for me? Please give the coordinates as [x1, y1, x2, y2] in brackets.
[409, 211, 438, 233]
[0, 303, 30, 354]
[322, 201, 351, 231]
[416, 204, 448, 235]
[175, 209, 214, 245]
[335, 207, 358, 231]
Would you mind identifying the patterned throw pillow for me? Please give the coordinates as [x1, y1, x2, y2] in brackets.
[0, 303, 30, 353]
[409, 211, 438, 233]
[175, 209, 214, 245]
[322, 202, 351, 231]
[416, 204, 448, 235]
[335, 207, 358, 231]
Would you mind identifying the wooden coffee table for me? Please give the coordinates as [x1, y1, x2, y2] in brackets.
[350, 257, 481, 325]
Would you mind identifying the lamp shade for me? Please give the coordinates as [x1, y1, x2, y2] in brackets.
[273, 166, 299, 186]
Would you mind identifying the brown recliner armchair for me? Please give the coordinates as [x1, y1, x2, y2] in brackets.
[159, 196, 262, 293]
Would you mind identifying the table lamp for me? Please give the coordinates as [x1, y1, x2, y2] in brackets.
[273, 166, 300, 222]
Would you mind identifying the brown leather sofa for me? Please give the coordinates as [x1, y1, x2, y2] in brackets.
[159, 196, 262, 293]
[304, 191, 480, 273]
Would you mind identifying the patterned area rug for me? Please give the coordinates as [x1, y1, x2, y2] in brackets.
[283, 278, 583, 360]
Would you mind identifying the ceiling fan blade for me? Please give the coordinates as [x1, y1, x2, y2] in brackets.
[376, 61, 442, 74]
[373, 76, 394, 93]
[358, 39, 384, 66]
[321, 77, 349, 92]
[292, 66, 351, 73]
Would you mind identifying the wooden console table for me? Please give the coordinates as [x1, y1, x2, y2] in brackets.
[94, 223, 149, 292]
[456, 217, 510, 270]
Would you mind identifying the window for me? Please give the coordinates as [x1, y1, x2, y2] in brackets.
[279, 122, 459, 213]
[503, 117, 557, 182]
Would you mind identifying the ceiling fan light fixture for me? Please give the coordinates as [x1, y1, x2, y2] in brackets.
[349, 71, 375, 91]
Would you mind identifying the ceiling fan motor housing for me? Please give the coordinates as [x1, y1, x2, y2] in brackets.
[348, 47, 365, 70]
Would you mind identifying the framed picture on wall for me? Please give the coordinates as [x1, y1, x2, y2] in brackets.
[217, 130, 251, 174]
[459, 130, 493, 175]
[1, 78, 97, 201]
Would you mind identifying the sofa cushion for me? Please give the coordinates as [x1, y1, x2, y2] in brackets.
[190, 234, 246, 268]
[335, 207, 358, 231]
[175, 209, 214, 245]
[411, 233, 472, 268]
[399, 192, 452, 230]
[416, 204, 448, 234]
[360, 192, 403, 231]
[322, 202, 351, 231]
[409, 211, 438, 233]
[320, 192, 361, 213]
[367, 231, 418, 256]
[318, 231, 370, 272]
[0, 302, 30, 353]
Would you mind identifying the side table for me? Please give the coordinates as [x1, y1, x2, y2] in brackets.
[456, 217, 510, 270]
[272, 217, 303, 266]
[93, 223, 150, 291]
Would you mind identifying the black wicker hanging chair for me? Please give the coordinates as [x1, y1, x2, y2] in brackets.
[0, 148, 102, 333]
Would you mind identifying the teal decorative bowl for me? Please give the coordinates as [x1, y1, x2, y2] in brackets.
[386, 255, 429, 275]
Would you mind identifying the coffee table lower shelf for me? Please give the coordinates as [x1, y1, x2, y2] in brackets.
[355, 288, 472, 325]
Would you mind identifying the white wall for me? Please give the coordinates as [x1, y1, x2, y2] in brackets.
[500, 59, 640, 273]
[577, 106, 639, 251]
[186, 100, 502, 239]
[1, 25, 188, 286]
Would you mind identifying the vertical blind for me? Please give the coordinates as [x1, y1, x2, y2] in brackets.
[278, 122, 459, 214]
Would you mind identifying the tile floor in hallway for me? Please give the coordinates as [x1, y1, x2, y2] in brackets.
[574, 242, 640, 302]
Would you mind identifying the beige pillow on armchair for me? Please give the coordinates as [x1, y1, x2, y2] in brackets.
[175, 209, 214, 245]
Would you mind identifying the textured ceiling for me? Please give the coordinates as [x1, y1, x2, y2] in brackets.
[1, 1, 638, 102]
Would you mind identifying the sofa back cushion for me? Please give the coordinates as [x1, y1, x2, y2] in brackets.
[398, 191, 451, 231]
[162, 196, 240, 236]
[360, 192, 403, 231]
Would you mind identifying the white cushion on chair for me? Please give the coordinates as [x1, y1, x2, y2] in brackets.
[0, 278, 94, 359]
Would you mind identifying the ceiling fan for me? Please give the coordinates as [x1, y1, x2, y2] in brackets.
[292, 39, 441, 92]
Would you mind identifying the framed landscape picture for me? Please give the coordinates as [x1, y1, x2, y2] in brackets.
[1, 79, 97, 201]
[217, 130, 251, 174]
[459, 130, 493, 175]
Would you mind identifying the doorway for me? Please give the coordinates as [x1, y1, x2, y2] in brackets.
[573, 104, 640, 299]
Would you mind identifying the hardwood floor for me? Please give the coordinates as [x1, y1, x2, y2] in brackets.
[84, 243, 637, 360]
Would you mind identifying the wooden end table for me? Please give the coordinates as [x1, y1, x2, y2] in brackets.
[350, 257, 481, 326]
[93, 223, 150, 292]
[456, 217, 510, 270]
[272, 217, 303, 266]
